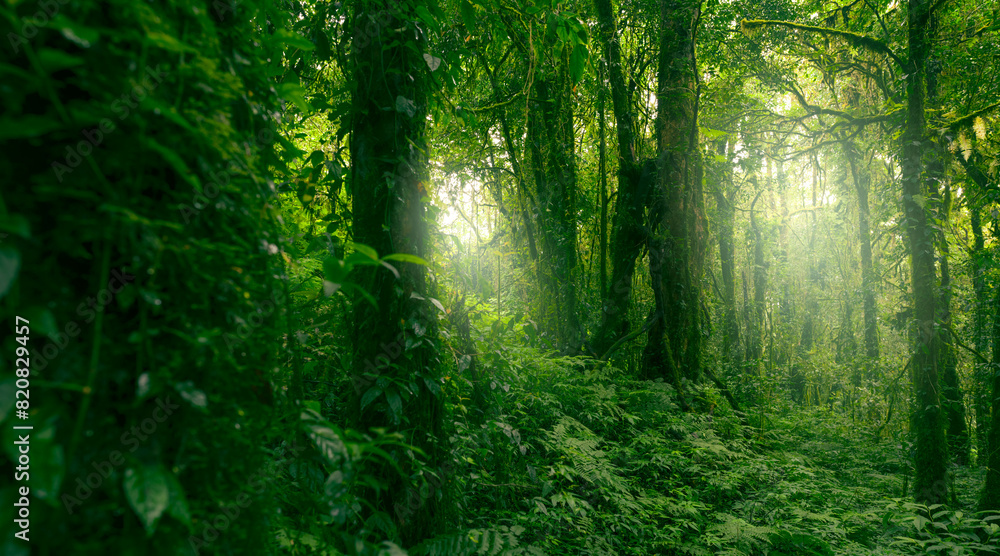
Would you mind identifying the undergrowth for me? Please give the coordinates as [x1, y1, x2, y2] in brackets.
[275, 307, 1000, 555]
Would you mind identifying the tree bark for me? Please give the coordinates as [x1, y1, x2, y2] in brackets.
[592, 0, 650, 356]
[643, 0, 701, 385]
[843, 140, 880, 363]
[350, 1, 443, 542]
[528, 58, 580, 350]
[903, 0, 948, 505]
[982, 275, 1000, 510]
[713, 139, 741, 366]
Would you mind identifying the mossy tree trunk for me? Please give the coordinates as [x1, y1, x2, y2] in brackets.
[643, 0, 701, 391]
[350, 0, 444, 544]
[902, 0, 948, 505]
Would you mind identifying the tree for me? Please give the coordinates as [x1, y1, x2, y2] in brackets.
[349, 0, 445, 543]
[901, 0, 948, 504]
[642, 0, 702, 395]
[592, 0, 651, 358]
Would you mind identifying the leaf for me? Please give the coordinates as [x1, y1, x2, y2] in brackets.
[360, 387, 382, 411]
[0, 247, 21, 299]
[460, 0, 476, 30]
[395, 95, 417, 117]
[272, 28, 315, 51]
[124, 465, 171, 534]
[21, 307, 57, 337]
[350, 243, 379, 261]
[386, 390, 402, 422]
[414, 5, 440, 32]
[423, 53, 442, 71]
[380, 261, 400, 278]
[145, 31, 198, 54]
[37, 49, 85, 72]
[51, 16, 100, 48]
[276, 82, 312, 113]
[0, 115, 63, 141]
[570, 43, 588, 84]
[381, 253, 429, 265]
[144, 138, 202, 192]
[429, 297, 446, 313]
[174, 381, 208, 409]
[165, 473, 192, 527]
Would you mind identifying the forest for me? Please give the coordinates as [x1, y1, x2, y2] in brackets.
[1, 0, 1000, 553]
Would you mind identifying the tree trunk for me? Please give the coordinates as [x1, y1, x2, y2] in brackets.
[529, 63, 580, 350]
[713, 139, 741, 366]
[956, 154, 991, 465]
[934, 182, 969, 465]
[746, 188, 766, 367]
[903, 0, 948, 505]
[592, 0, 649, 356]
[970, 205, 990, 464]
[643, 0, 701, 385]
[981, 277, 1000, 510]
[350, 1, 443, 542]
[843, 140, 880, 363]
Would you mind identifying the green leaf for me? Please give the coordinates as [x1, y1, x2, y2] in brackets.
[144, 138, 202, 192]
[360, 387, 382, 411]
[350, 243, 379, 261]
[165, 473, 192, 527]
[414, 5, 440, 32]
[0, 115, 63, 140]
[0, 214, 29, 239]
[386, 390, 402, 422]
[276, 82, 312, 113]
[21, 307, 57, 337]
[37, 49, 85, 72]
[381, 253, 429, 266]
[570, 43, 588, 84]
[0, 247, 21, 299]
[460, 0, 476, 30]
[145, 31, 198, 53]
[272, 28, 315, 51]
[323, 256, 350, 284]
[124, 464, 171, 534]
[51, 16, 100, 48]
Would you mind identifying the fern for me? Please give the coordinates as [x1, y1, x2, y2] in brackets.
[408, 526, 544, 556]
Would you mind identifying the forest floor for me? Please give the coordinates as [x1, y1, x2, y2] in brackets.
[410, 353, 1000, 556]
[713, 405, 990, 555]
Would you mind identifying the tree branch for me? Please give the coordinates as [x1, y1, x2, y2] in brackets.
[741, 19, 905, 68]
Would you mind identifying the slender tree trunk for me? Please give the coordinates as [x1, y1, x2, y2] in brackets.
[982, 275, 1000, 510]
[843, 141, 880, 363]
[903, 0, 948, 505]
[955, 154, 991, 464]
[934, 182, 969, 465]
[592, 0, 649, 356]
[529, 68, 580, 349]
[350, 1, 443, 542]
[970, 205, 990, 464]
[714, 139, 741, 366]
[746, 188, 766, 366]
[599, 67, 609, 302]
